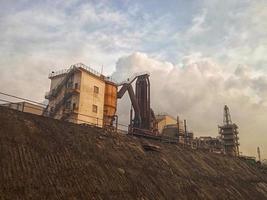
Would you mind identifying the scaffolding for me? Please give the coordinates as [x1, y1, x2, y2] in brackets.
[218, 105, 239, 156]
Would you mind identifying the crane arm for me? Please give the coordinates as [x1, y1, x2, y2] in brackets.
[117, 83, 128, 99]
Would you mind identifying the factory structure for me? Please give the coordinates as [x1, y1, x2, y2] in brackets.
[218, 105, 240, 156]
[44, 63, 117, 127]
[155, 115, 194, 144]
[43, 63, 240, 157]
[1, 101, 44, 115]
[192, 136, 223, 153]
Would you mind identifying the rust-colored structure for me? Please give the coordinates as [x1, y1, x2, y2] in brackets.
[103, 81, 117, 126]
[117, 73, 158, 135]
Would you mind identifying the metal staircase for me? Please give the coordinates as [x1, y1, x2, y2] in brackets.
[44, 63, 110, 119]
[44, 64, 80, 118]
[45, 66, 76, 100]
[49, 92, 73, 118]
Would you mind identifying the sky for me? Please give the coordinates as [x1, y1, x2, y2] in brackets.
[0, 0, 266, 159]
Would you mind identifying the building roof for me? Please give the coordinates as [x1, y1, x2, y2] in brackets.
[155, 114, 176, 122]
[49, 63, 117, 84]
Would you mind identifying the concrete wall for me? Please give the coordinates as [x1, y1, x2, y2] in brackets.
[77, 70, 105, 127]
[1, 102, 44, 115]
[23, 102, 44, 115]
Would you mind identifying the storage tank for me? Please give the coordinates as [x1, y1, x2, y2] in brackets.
[104, 81, 117, 126]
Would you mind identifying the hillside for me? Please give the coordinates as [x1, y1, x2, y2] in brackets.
[0, 106, 267, 199]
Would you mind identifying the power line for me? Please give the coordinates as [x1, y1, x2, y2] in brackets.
[0, 91, 46, 106]
[0, 99, 11, 103]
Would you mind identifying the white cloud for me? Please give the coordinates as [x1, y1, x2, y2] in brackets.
[0, 1, 138, 101]
[186, 9, 209, 36]
[0, 0, 266, 158]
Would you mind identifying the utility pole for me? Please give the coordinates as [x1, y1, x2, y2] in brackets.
[101, 65, 104, 74]
[177, 116, 180, 136]
[184, 119, 187, 145]
[257, 147, 261, 162]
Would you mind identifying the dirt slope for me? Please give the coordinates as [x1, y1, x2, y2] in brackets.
[0, 106, 267, 200]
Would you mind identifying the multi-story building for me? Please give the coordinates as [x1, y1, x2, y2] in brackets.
[44, 63, 117, 128]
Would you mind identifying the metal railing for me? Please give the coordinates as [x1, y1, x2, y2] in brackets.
[46, 63, 117, 99]
[48, 63, 117, 83]
[117, 71, 150, 86]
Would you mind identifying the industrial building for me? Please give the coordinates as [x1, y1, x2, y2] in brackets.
[156, 114, 186, 134]
[1, 102, 44, 115]
[43, 64, 241, 157]
[155, 114, 194, 144]
[45, 64, 159, 133]
[192, 136, 222, 153]
[218, 105, 240, 156]
[44, 63, 117, 127]
[117, 73, 159, 135]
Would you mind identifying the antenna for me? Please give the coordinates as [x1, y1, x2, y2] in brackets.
[101, 65, 104, 74]
[223, 105, 232, 125]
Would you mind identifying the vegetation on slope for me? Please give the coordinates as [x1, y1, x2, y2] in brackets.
[0, 107, 267, 199]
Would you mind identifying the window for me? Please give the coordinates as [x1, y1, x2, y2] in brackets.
[94, 86, 99, 94]
[72, 103, 76, 110]
[92, 105, 98, 113]
[74, 83, 79, 89]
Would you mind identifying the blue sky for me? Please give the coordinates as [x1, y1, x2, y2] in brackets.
[0, 0, 267, 157]
[1, 0, 266, 71]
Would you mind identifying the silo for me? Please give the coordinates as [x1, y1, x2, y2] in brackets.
[103, 81, 117, 126]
